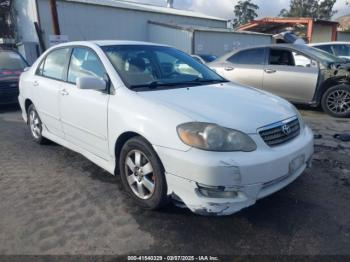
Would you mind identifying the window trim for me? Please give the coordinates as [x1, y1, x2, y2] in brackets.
[227, 48, 267, 66]
[34, 45, 110, 93]
[35, 47, 72, 83]
[267, 47, 317, 68]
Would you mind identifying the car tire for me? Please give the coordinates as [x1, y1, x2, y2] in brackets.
[27, 104, 49, 144]
[321, 85, 350, 118]
[119, 136, 169, 210]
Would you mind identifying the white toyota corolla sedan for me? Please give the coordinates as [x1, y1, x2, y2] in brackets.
[19, 41, 314, 216]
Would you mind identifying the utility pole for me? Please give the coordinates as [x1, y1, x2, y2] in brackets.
[49, 0, 60, 35]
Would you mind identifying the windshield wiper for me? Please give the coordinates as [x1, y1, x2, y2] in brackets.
[130, 81, 181, 90]
[178, 78, 228, 85]
[192, 79, 228, 83]
[129, 79, 228, 90]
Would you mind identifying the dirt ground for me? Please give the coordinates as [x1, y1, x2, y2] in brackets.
[0, 105, 349, 256]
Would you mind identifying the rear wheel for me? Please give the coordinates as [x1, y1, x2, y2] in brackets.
[321, 85, 350, 118]
[119, 136, 168, 210]
[27, 104, 49, 144]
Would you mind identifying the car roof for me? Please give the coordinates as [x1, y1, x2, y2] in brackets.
[216, 44, 309, 61]
[309, 42, 350, 46]
[50, 40, 167, 49]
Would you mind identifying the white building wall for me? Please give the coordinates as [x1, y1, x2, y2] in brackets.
[36, 0, 226, 47]
[194, 31, 272, 57]
[148, 23, 193, 54]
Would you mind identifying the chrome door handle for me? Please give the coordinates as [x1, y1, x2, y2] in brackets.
[265, 69, 277, 74]
[33, 81, 39, 87]
[225, 66, 234, 71]
[60, 89, 69, 96]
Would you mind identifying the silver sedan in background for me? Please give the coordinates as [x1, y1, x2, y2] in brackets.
[208, 44, 350, 118]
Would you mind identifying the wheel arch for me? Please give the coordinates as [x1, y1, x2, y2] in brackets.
[316, 79, 350, 105]
[114, 131, 165, 175]
[24, 99, 34, 123]
[25, 98, 33, 113]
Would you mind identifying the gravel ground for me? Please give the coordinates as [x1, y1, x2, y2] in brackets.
[0, 105, 349, 256]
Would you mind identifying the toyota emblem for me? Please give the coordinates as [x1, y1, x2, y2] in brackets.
[282, 124, 291, 135]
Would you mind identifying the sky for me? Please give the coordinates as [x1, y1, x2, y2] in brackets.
[125, 0, 349, 20]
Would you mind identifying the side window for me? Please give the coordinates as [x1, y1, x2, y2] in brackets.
[40, 48, 70, 80]
[315, 45, 333, 54]
[292, 52, 316, 68]
[332, 45, 350, 57]
[68, 48, 106, 84]
[269, 49, 294, 66]
[228, 48, 266, 65]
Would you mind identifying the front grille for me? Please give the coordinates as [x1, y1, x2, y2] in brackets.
[259, 117, 300, 147]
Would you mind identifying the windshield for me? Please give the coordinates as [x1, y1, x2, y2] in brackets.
[305, 46, 345, 64]
[199, 55, 217, 63]
[0, 51, 28, 77]
[101, 45, 226, 90]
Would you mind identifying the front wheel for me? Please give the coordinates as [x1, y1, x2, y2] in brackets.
[119, 136, 168, 210]
[321, 85, 350, 118]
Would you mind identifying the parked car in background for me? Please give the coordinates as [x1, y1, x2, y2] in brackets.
[209, 44, 350, 118]
[309, 42, 350, 61]
[191, 54, 217, 64]
[0, 49, 28, 105]
[19, 41, 313, 216]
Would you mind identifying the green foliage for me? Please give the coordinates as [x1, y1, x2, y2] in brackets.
[233, 0, 259, 26]
[279, 0, 337, 20]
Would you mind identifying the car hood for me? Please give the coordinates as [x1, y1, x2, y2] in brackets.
[137, 82, 297, 134]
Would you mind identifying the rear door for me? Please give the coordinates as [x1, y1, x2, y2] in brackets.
[263, 48, 319, 103]
[221, 48, 267, 89]
[59, 47, 110, 160]
[33, 48, 70, 138]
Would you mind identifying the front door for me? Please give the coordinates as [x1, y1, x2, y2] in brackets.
[263, 48, 319, 103]
[60, 47, 110, 160]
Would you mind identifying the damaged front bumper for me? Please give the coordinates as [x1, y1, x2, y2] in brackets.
[155, 126, 314, 216]
[166, 160, 310, 216]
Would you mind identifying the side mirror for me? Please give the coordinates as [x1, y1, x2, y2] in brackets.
[76, 76, 107, 91]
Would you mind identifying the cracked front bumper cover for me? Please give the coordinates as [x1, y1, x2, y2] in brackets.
[156, 126, 314, 216]
[166, 162, 307, 216]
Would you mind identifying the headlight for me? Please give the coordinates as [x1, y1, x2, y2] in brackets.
[177, 122, 257, 152]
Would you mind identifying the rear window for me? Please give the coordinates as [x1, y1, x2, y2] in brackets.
[228, 48, 266, 65]
[0, 51, 28, 77]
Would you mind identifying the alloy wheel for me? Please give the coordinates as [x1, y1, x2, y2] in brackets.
[124, 150, 155, 200]
[326, 89, 350, 114]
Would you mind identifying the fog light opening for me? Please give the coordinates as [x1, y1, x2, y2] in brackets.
[196, 183, 239, 199]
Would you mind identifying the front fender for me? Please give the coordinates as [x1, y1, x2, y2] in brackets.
[313, 69, 350, 105]
[107, 89, 192, 158]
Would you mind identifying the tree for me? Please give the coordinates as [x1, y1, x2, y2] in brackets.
[233, 0, 259, 26]
[279, 0, 337, 20]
